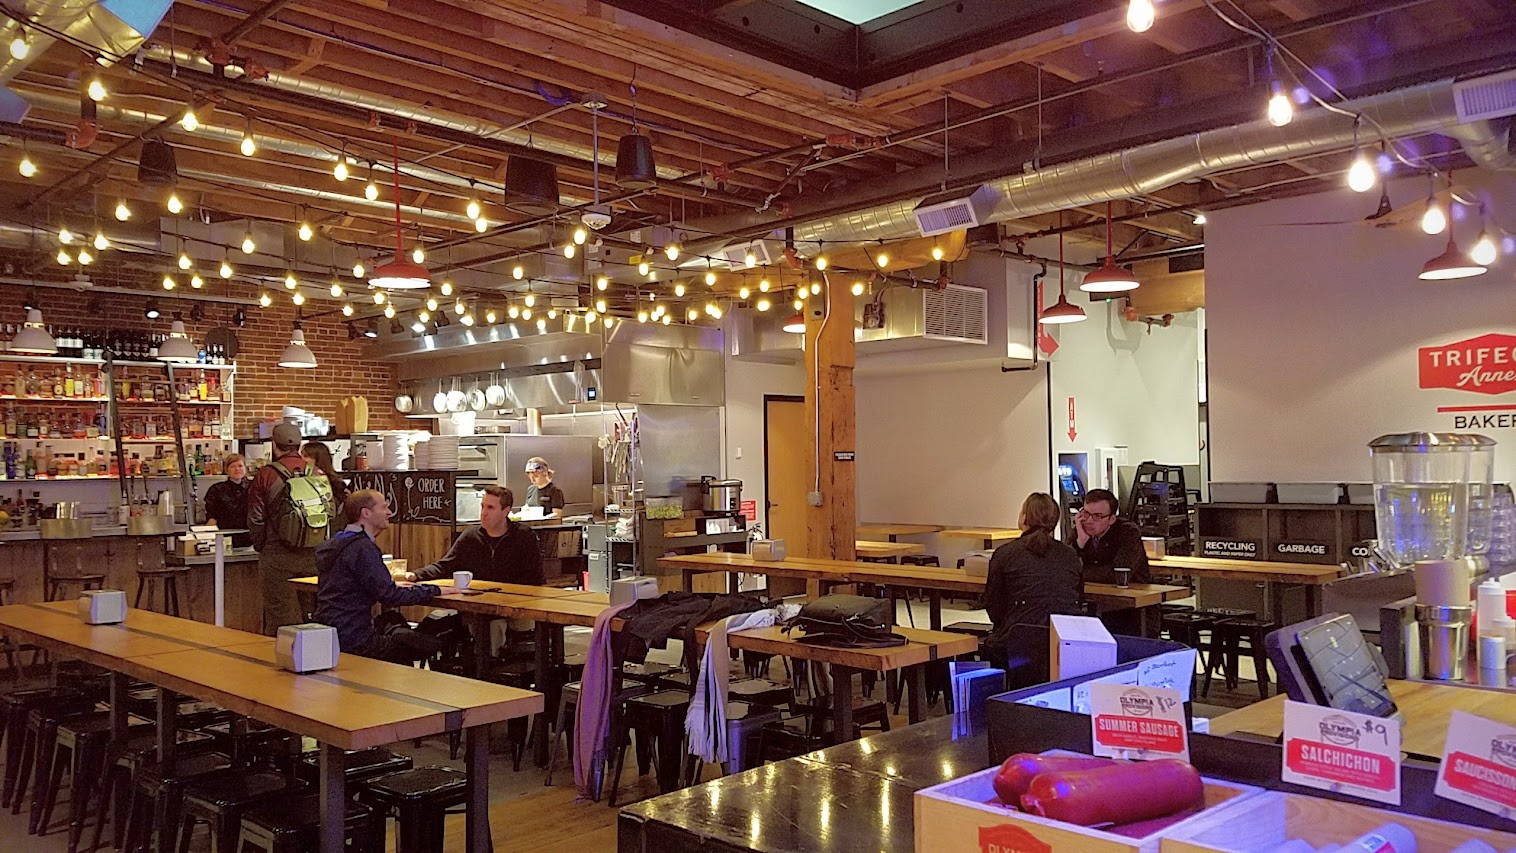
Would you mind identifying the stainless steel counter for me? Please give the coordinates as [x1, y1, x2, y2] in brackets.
[0, 524, 190, 542]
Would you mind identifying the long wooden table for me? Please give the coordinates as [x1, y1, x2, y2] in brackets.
[856, 523, 945, 542]
[854, 540, 926, 562]
[0, 601, 541, 853]
[1209, 679, 1516, 759]
[658, 552, 1190, 630]
[939, 527, 1022, 550]
[1151, 555, 1343, 620]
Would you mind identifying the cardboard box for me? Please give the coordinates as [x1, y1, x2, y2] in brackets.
[1050, 614, 1117, 680]
[541, 527, 582, 558]
[963, 550, 994, 578]
[1159, 790, 1516, 853]
[914, 760, 1259, 853]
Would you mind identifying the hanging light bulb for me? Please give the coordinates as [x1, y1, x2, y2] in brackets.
[535, 317, 546, 332]
[454, 299, 466, 316]
[523, 293, 535, 308]
[240, 130, 256, 157]
[364, 179, 379, 201]
[161, 274, 175, 290]
[298, 220, 313, 242]
[93, 232, 108, 251]
[637, 310, 649, 323]
[466, 198, 482, 220]
[190, 274, 203, 289]
[1421, 195, 1447, 236]
[687, 307, 698, 322]
[810, 282, 821, 295]
[259, 291, 273, 308]
[1471, 229, 1499, 267]
[759, 279, 771, 292]
[474, 218, 488, 233]
[485, 308, 498, 324]
[219, 258, 233, 278]
[851, 281, 864, 296]
[508, 305, 520, 319]
[661, 314, 671, 326]
[285, 272, 299, 290]
[674, 283, 686, 297]
[521, 307, 531, 320]
[333, 157, 349, 182]
[166, 193, 184, 215]
[419, 309, 431, 322]
[638, 259, 651, 276]
[384, 303, 397, 319]
[814, 254, 827, 271]
[1193, 212, 1207, 226]
[461, 313, 475, 326]
[58, 227, 73, 245]
[115, 199, 130, 221]
[705, 270, 717, 286]
[411, 245, 425, 264]
[563, 243, 576, 259]
[8, 33, 29, 61]
[18, 153, 36, 178]
[438, 281, 454, 297]
[1347, 153, 1376, 193]
[241, 232, 256, 254]
[739, 286, 750, 300]
[595, 275, 608, 291]
[1266, 80, 1293, 127]
[373, 290, 386, 305]
[512, 265, 524, 280]
[595, 298, 607, 313]
[330, 281, 344, 298]
[180, 107, 199, 132]
[341, 303, 354, 317]
[793, 297, 804, 311]
[425, 296, 439, 312]
[572, 226, 587, 246]
[797, 286, 808, 300]
[292, 291, 306, 306]
[547, 308, 557, 319]
[756, 297, 771, 312]
[178, 252, 192, 270]
[77, 248, 93, 266]
[353, 260, 366, 278]
[875, 250, 889, 268]
[931, 244, 945, 261]
[665, 242, 680, 261]
[56, 248, 70, 265]
[1126, 0, 1155, 32]
[744, 250, 757, 268]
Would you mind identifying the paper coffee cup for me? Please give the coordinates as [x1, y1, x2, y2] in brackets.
[453, 570, 473, 590]
[1114, 567, 1131, 588]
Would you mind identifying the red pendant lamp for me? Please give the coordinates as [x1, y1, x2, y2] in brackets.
[368, 140, 431, 289]
[1080, 201, 1140, 293]
[1039, 212, 1087, 325]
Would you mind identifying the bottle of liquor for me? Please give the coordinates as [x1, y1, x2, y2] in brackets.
[23, 450, 34, 480]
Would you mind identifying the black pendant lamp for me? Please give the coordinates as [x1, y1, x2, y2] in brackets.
[615, 132, 658, 190]
[505, 157, 561, 216]
[138, 138, 178, 187]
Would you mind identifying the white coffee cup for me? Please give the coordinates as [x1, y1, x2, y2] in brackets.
[453, 571, 473, 590]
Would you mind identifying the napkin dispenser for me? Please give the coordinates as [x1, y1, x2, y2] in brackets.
[751, 539, 786, 561]
[275, 624, 340, 673]
[610, 577, 659, 607]
[78, 590, 127, 625]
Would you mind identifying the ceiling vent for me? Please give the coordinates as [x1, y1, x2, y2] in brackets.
[1453, 69, 1516, 122]
[923, 284, 988, 344]
[912, 185, 999, 237]
[714, 240, 777, 269]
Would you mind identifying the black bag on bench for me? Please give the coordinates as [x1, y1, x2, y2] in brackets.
[783, 594, 907, 648]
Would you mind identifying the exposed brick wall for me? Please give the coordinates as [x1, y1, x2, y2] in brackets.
[0, 283, 401, 436]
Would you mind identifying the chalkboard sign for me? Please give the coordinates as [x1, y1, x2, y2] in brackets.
[1200, 537, 1261, 560]
[347, 471, 455, 525]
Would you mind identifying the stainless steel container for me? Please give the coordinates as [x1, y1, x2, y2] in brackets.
[126, 515, 172, 536]
[701, 476, 742, 514]
[39, 518, 94, 539]
[1415, 603, 1472, 680]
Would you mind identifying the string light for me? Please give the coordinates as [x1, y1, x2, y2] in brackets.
[756, 297, 771, 312]
[661, 314, 671, 325]
[875, 250, 889, 268]
[1471, 221, 1499, 267]
[240, 125, 257, 157]
[810, 282, 821, 295]
[573, 227, 587, 245]
[595, 298, 607, 313]
[8, 33, 29, 61]
[241, 232, 256, 254]
[461, 313, 475, 326]
[161, 274, 175, 289]
[547, 308, 557, 319]
[638, 310, 649, 323]
[298, 220, 313, 242]
[419, 309, 431, 322]
[454, 299, 466, 316]
[439, 281, 453, 296]
[638, 259, 651, 276]
[586, 310, 598, 325]
[333, 156, 350, 182]
[114, 199, 130, 221]
[523, 293, 535, 308]
[1347, 121, 1376, 193]
[1193, 213, 1207, 226]
[1421, 186, 1447, 235]
[412, 245, 425, 264]
[931, 244, 944, 261]
[665, 242, 680, 261]
[330, 281, 344, 297]
[292, 291, 306, 306]
[522, 307, 532, 319]
[596, 276, 609, 291]
[92, 232, 108, 251]
[705, 270, 717, 286]
[759, 279, 770, 292]
[426, 296, 439, 311]
[285, 272, 299, 290]
[466, 198, 482, 220]
[793, 297, 804, 310]
[259, 292, 273, 307]
[1126, 0, 1155, 32]
[563, 243, 576, 259]
[220, 258, 233, 278]
[474, 218, 488, 233]
[342, 303, 354, 317]
[1266, 81, 1293, 127]
[384, 303, 397, 319]
[814, 254, 827, 271]
[744, 250, 757, 268]
[166, 193, 184, 214]
[687, 307, 698, 321]
[77, 249, 93, 266]
[18, 152, 36, 178]
[58, 227, 73, 245]
[508, 305, 520, 319]
[353, 260, 366, 278]
[364, 164, 379, 201]
[674, 283, 686, 297]
[851, 281, 864, 296]
[373, 290, 386, 305]
[485, 308, 498, 324]
[180, 107, 199, 132]
[512, 265, 524, 280]
[537, 317, 547, 332]
[177, 251, 192, 270]
[739, 286, 750, 299]
[190, 274, 203, 289]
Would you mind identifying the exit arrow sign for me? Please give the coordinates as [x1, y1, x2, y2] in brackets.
[1068, 396, 1078, 442]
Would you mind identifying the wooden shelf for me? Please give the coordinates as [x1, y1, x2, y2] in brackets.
[0, 354, 235, 370]
[1200, 502, 1374, 511]
[0, 396, 110, 403]
[121, 437, 229, 443]
[116, 399, 229, 406]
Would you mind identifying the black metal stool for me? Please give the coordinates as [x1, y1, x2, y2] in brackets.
[174, 769, 304, 853]
[44, 539, 106, 602]
[15, 706, 101, 832]
[356, 766, 473, 853]
[727, 678, 791, 707]
[608, 690, 691, 804]
[90, 727, 216, 853]
[681, 700, 782, 782]
[134, 567, 190, 617]
[900, 555, 940, 567]
[942, 622, 993, 638]
[119, 751, 232, 853]
[296, 747, 413, 788]
[1208, 617, 1276, 699]
[198, 717, 300, 770]
[236, 793, 381, 853]
[37, 712, 153, 850]
[1158, 611, 1223, 682]
[1, 687, 88, 810]
[756, 699, 891, 763]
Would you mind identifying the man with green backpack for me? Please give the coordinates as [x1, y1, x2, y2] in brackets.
[249, 423, 337, 635]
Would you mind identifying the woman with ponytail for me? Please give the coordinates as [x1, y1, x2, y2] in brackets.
[983, 493, 1083, 666]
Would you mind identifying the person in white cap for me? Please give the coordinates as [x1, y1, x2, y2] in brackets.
[523, 457, 565, 518]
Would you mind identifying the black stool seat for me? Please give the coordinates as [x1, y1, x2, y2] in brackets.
[178, 770, 303, 853]
[359, 765, 467, 802]
[1208, 617, 1276, 700]
[622, 661, 676, 685]
[1197, 607, 1256, 622]
[2, 687, 87, 810]
[611, 690, 693, 804]
[198, 718, 298, 769]
[46, 574, 105, 601]
[122, 751, 232, 853]
[358, 766, 471, 853]
[135, 567, 190, 617]
[900, 555, 940, 567]
[236, 794, 378, 853]
[728, 678, 790, 707]
[297, 747, 413, 786]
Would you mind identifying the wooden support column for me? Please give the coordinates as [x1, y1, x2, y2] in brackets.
[802, 280, 857, 566]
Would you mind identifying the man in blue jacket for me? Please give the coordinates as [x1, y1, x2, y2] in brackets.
[314, 489, 464, 663]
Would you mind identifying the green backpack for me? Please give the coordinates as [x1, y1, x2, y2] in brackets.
[268, 461, 335, 548]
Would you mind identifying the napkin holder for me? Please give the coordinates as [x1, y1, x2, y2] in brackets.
[275, 624, 340, 673]
[78, 590, 128, 625]
[610, 577, 659, 607]
[751, 539, 786, 561]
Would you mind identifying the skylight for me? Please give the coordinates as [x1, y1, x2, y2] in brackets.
[796, 0, 922, 24]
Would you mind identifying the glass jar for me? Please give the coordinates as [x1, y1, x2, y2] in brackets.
[1369, 433, 1496, 566]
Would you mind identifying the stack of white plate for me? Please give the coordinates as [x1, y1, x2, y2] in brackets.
[379, 434, 410, 470]
[427, 436, 459, 470]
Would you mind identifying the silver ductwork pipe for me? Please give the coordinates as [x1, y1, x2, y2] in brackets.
[142, 45, 688, 182]
[781, 77, 1509, 246]
[0, 0, 172, 121]
[1445, 118, 1516, 172]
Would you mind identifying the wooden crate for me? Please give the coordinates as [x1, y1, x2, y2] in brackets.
[1160, 791, 1516, 853]
[914, 762, 1259, 853]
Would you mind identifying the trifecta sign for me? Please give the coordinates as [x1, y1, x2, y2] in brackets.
[1200, 537, 1260, 560]
[1419, 334, 1516, 396]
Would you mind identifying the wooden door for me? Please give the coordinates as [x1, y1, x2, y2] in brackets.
[765, 396, 809, 597]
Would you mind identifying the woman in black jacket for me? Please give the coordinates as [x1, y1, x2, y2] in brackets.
[983, 493, 1084, 668]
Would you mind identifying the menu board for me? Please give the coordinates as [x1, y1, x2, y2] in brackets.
[347, 471, 455, 525]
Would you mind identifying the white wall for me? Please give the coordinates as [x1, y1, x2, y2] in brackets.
[1207, 169, 1516, 484]
[721, 354, 805, 534]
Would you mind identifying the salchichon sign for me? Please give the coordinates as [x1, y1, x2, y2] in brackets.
[1419, 334, 1516, 396]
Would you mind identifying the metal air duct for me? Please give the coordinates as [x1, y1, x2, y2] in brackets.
[0, 0, 172, 122]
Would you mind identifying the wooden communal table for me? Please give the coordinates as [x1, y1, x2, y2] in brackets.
[854, 540, 926, 562]
[855, 523, 945, 542]
[1151, 555, 1343, 620]
[658, 553, 1187, 631]
[939, 527, 1022, 550]
[0, 601, 541, 853]
[1209, 679, 1516, 759]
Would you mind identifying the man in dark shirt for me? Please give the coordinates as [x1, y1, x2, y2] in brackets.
[409, 486, 543, 585]
[1074, 488, 1151, 584]
[313, 489, 464, 663]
